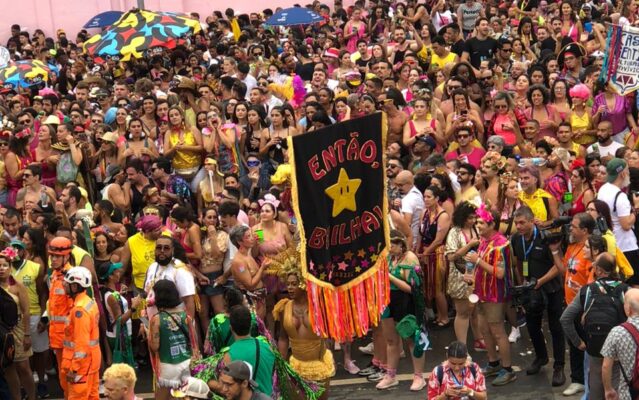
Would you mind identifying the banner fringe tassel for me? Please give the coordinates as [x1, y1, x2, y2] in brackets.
[307, 255, 390, 342]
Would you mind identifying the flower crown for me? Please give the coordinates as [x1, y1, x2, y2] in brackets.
[475, 203, 494, 223]
[481, 151, 507, 171]
[14, 127, 31, 140]
[499, 171, 517, 186]
[0, 247, 19, 261]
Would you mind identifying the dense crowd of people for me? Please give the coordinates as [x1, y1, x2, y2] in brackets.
[0, 0, 639, 398]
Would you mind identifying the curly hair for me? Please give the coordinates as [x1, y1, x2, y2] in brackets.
[452, 201, 477, 228]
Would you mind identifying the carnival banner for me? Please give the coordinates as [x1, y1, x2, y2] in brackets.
[288, 112, 390, 342]
[601, 24, 639, 95]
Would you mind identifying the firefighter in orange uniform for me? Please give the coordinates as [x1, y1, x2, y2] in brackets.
[61, 266, 101, 400]
[47, 236, 74, 393]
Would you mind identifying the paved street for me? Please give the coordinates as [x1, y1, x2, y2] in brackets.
[45, 322, 581, 399]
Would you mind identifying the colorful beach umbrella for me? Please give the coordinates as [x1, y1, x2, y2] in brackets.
[265, 7, 324, 27]
[83, 9, 201, 61]
[0, 60, 50, 89]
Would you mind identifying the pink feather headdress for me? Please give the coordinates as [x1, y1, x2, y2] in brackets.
[476, 203, 493, 223]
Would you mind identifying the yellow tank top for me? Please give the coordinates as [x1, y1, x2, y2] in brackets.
[72, 246, 90, 268]
[518, 189, 552, 221]
[169, 129, 200, 170]
[12, 260, 41, 315]
[570, 111, 595, 145]
[431, 51, 457, 70]
[129, 233, 157, 289]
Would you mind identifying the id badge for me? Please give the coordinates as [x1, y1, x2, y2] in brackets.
[523, 261, 529, 277]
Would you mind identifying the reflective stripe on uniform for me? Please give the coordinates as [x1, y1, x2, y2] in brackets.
[73, 352, 87, 358]
[83, 301, 95, 312]
[54, 288, 65, 295]
[64, 339, 99, 348]
[51, 316, 68, 322]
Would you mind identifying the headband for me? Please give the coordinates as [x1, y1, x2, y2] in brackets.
[258, 193, 280, 210]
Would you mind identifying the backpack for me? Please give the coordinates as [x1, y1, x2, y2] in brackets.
[580, 280, 628, 357]
[619, 322, 639, 399]
[0, 287, 18, 369]
[56, 152, 79, 184]
[435, 363, 477, 386]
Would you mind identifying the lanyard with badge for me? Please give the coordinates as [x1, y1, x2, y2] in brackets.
[521, 227, 537, 278]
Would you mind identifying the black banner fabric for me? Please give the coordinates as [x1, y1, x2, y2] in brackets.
[290, 112, 388, 289]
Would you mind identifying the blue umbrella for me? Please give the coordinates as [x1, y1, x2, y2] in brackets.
[83, 11, 124, 29]
[265, 7, 324, 27]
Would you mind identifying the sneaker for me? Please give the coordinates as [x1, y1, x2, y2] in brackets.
[508, 326, 521, 343]
[481, 363, 502, 377]
[376, 375, 399, 390]
[562, 383, 585, 396]
[367, 369, 385, 382]
[359, 364, 379, 376]
[37, 383, 49, 399]
[33, 372, 38, 384]
[492, 369, 517, 386]
[359, 342, 374, 355]
[410, 375, 427, 391]
[344, 360, 360, 375]
[473, 339, 487, 352]
[45, 368, 56, 376]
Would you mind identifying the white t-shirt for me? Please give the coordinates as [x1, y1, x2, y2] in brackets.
[144, 260, 196, 297]
[587, 141, 624, 159]
[597, 182, 638, 252]
[401, 186, 425, 248]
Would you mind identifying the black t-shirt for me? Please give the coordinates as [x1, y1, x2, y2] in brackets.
[296, 62, 315, 82]
[511, 228, 562, 294]
[540, 37, 557, 53]
[463, 37, 498, 69]
[451, 39, 466, 57]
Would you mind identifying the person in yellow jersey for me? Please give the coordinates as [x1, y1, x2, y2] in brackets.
[518, 165, 559, 228]
[61, 266, 101, 400]
[430, 36, 459, 72]
[119, 214, 168, 366]
[9, 239, 49, 398]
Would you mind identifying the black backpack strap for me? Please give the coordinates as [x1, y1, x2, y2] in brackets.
[613, 190, 624, 214]
[254, 338, 261, 379]
[542, 196, 550, 218]
[619, 322, 639, 385]
[436, 365, 443, 385]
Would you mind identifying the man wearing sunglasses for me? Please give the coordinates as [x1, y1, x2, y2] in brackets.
[445, 126, 485, 169]
[15, 165, 56, 212]
[143, 235, 197, 320]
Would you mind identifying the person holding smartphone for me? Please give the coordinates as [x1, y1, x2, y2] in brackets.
[428, 341, 487, 400]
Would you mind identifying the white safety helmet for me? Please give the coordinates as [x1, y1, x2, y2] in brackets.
[64, 267, 92, 288]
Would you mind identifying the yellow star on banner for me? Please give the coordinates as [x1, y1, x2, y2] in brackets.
[324, 168, 361, 217]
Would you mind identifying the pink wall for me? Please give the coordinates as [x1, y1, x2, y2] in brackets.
[0, 0, 345, 45]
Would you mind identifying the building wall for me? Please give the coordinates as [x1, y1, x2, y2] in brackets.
[0, 0, 344, 44]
